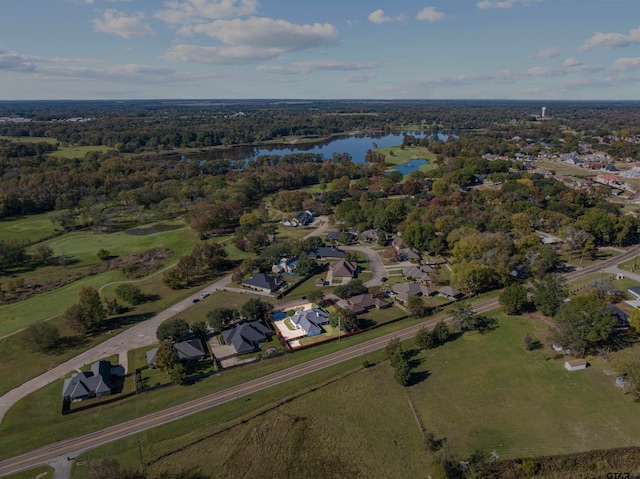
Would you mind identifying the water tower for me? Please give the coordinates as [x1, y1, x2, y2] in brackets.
[541, 107, 546, 118]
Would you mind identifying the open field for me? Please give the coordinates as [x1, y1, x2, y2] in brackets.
[48, 145, 113, 159]
[69, 313, 640, 478]
[0, 307, 455, 461]
[0, 136, 57, 144]
[0, 222, 196, 335]
[3, 465, 53, 479]
[0, 212, 58, 242]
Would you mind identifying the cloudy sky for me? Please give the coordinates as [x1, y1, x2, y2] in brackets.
[1, 0, 639, 100]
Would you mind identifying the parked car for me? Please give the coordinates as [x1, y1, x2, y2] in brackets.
[201, 292, 210, 298]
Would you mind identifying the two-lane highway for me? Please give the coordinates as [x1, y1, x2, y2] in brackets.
[0, 247, 636, 477]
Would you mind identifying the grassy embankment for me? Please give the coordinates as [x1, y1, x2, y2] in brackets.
[68, 312, 640, 478]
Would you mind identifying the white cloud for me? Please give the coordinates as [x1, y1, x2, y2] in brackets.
[612, 57, 640, 72]
[477, 0, 540, 9]
[579, 26, 640, 52]
[155, 0, 258, 24]
[186, 17, 338, 50]
[536, 47, 559, 58]
[257, 60, 380, 75]
[416, 7, 445, 22]
[562, 57, 580, 68]
[163, 44, 281, 64]
[91, 9, 156, 38]
[342, 74, 374, 83]
[368, 9, 393, 24]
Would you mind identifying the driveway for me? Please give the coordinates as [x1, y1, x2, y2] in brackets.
[343, 245, 386, 287]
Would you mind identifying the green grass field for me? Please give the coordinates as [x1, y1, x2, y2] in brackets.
[0, 212, 58, 243]
[67, 313, 640, 478]
[0, 136, 57, 144]
[49, 145, 113, 159]
[3, 465, 54, 479]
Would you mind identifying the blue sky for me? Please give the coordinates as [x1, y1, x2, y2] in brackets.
[1, 0, 639, 100]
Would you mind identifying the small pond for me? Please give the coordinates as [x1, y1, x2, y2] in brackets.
[393, 159, 428, 175]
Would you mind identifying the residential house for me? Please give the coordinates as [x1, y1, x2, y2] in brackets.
[391, 237, 421, 261]
[221, 320, 273, 355]
[360, 229, 381, 243]
[146, 339, 207, 367]
[242, 273, 284, 293]
[307, 246, 346, 259]
[272, 257, 298, 275]
[392, 282, 437, 305]
[281, 210, 314, 227]
[330, 259, 358, 278]
[290, 307, 330, 337]
[595, 174, 622, 187]
[628, 286, 640, 300]
[402, 265, 433, 283]
[607, 304, 629, 329]
[326, 231, 357, 243]
[342, 294, 390, 315]
[62, 360, 115, 402]
[439, 286, 464, 301]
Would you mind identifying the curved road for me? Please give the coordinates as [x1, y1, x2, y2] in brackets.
[0, 247, 636, 476]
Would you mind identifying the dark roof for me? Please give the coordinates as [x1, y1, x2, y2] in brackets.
[242, 273, 283, 292]
[174, 339, 207, 360]
[606, 303, 629, 327]
[62, 360, 113, 400]
[439, 286, 463, 298]
[326, 231, 357, 242]
[221, 321, 272, 355]
[628, 286, 640, 297]
[307, 246, 346, 259]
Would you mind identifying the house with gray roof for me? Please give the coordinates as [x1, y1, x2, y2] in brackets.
[402, 265, 433, 283]
[307, 246, 346, 259]
[342, 294, 390, 315]
[392, 282, 437, 305]
[242, 273, 284, 293]
[439, 286, 464, 300]
[290, 307, 329, 337]
[326, 231, 357, 243]
[62, 360, 115, 402]
[221, 320, 273, 355]
[146, 339, 207, 367]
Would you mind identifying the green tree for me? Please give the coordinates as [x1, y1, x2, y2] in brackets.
[415, 327, 435, 349]
[115, 284, 145, 305]
[206, 307, 238, 332]
[240, 298, 273, 321]
[333, 279, 367, 299]
[614, 347, 640, 394]
[385, 337, 404, 366]
[432, 321, 451, 345]
[532, 274, 567, 316]
[629, 309, 640, 332]
[156, 318, 190, 342]
[393, 358, 412, 387]
[407, 295, 427, 317]
[499, 283, 528, 315]
[96, 248, 110, 261]
[169, 363, 188, 385]
[306, 290, 325, 302]
[553, 293, 616, 353]
[64, 287, 106, 333]
[32, 244, 54, 266]
[24, 321, 60, 352]
[154, 340, 178, 373]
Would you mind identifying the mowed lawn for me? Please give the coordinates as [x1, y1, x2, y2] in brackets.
[0, 224, 197, 336]
[0, 212, 58, 242]
[56, 312, 640, 478]
[409, 312, 640, 459]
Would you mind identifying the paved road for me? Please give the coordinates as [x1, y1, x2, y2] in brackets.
[0, 247, 636, 477]
[343, 245, 387, 287]
[0, 273, 232, 425]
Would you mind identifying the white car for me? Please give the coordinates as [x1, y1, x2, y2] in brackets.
[201, 292, 210, 298]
